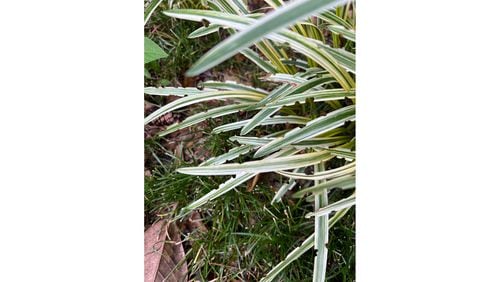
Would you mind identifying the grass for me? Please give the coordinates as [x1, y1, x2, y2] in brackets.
[145, 161, 355, 281]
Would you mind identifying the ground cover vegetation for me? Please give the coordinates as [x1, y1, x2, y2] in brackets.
[144, 0, 356, 281]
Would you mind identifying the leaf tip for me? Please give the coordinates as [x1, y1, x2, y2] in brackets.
[176, 167, 188, 174]
[185, 68, 199, 77]
[240, 126, 251, 136]
[253, 149, 265, 158]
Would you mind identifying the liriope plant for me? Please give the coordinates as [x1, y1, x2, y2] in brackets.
[144, 0, 356, 280]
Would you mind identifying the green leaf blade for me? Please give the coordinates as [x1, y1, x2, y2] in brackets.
[144, 37, 167, 64]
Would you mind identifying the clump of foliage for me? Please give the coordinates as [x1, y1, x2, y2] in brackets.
[145, 0, 356, 280]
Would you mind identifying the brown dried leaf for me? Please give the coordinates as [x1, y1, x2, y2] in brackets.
[144, 220, 188, 282]
[183, 211, 208, 234]
[246, 173, 261, 192]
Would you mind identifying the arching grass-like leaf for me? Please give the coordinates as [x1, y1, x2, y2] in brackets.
[229, 136, 273, 146]
[254, 105, 355, 157]
[144, 86, 205, 96]
[201, 80, 269, 95]
[231, 135, 351, 149]
[177, 150, 334, 176]
[144, 0, 163, 25]
[174, 172, 255, 220]
[240, 107, 281, 135]
[320, 45, 356, 73]
[271, 167, 303, 204]
[278, 161, 355, 180]
[326, 148, 355, 160]
[318, 11, 353, 29]
[188, 24, 224, 38]
[328, 25, 356, 42]
[265, 89, 355, 108]
[200, 145, 254, 166]
[239, 48, 278, 73]
[293, 174, 355, 198]
[158, 103, 253, 136]
[306, 193, 355, 218]
[144, 90, 265, 124]
[212, 115, 310, 134]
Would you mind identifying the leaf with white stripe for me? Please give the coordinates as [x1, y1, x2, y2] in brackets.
[313, 162, 329, 282]
[326, 148, 355, 160]
[144, 90, 265, 124]
[240, 48, 277, 73]
[144, 86, 206, 96]
[201, 80, 269, 95]
[327, 25, 355, 42]
[240, 107, 281, 135]
[177, 150, 334, 176]
[144, 0, 163, 25]
[256, 75, 334, 108]
[320, 46, 356, 73]
[200, 145, 254, 166]
[265, 89, 355, 108]
[212, 115, 310, 134]
[188, 24, 224, 38]
[175, 147, 299, 220]
[271, 168, 303, 204]
[265, 73, 308, 84]
[306, 193, 355, 218]
[231, 135, 351, 149]
[158, 103, 253, 136]
[293, 174, 355, 198]
[230, 136, 272, 146]
[278, 162, 355, 180]
[175, 172, 255, 220]
[317, 11, 353, 29]
[292, 136, 352, 149]
[241, 75, 335, 135]
[254, 105, 355, 157]
[280, 59, 311, 70]
[238, 83, 293, 134]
